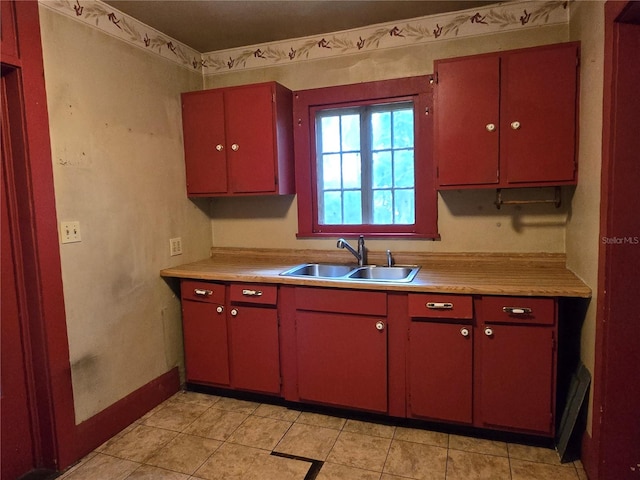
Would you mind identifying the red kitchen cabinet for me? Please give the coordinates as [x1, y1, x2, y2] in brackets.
[181, 281, 230, 386]
[408, 294, 473, 424]
[228, 284, 281, 394]
[434, 42, 579, 189]
[294, 287, 388, 413]
[477, 296, 557, 436]
[181, 82, 294, 196]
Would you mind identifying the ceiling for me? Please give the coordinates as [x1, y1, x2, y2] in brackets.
[102, 1, 498, 52]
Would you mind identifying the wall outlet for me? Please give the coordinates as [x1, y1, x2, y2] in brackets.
[170, 237, 183, 256]
[61, 221, 81, 244]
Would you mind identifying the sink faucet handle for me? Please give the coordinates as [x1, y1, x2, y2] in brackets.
[386, 249, 393, 267]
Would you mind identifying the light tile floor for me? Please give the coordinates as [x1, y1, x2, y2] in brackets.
[58, 391, 589, 480]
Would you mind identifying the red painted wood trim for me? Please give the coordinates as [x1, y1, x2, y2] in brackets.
[70, 367, 180, 464]
[8, 0, 75, 470]
[589, 2, 637, 479]
[387, 293, 408, 418]
[278, 286, 299, 402]
[292, 76, 438, 239]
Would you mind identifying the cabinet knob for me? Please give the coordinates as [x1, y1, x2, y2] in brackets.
[231, 143, 239, 151]
[375, 321, 385, 331]
[486, 123, 496, 132]
[216, 306, 224, 314]
[215, 144, 224, 151]
[510, 121, 521, 130]
[484, 327, 493, 337]
[460, 327, 470, 337]
[230, 308, 238, 317]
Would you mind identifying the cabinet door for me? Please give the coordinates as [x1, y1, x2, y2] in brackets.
[296, 311, 387, 413]
[225, 84, 277, 193]
[182, 90, 228, 194]
[501, 44, 578, 184]
[409, 322, 473, 423]
[435, 55, 500, 187]
[480, 325, 554, 434]
[229, 305, 280, 394]
[182, 300, 230, 385]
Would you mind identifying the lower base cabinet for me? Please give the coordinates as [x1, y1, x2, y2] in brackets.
[408, 294, 474, 424]
[409, 321, 473, 423]
[228, 284, 281, 394]
[294, 287, 388, 413]
[180, 280, 281, 395]
[180, 281, 560, 437]
[478, 296, 557, 435]
[181, 281, 230, 386]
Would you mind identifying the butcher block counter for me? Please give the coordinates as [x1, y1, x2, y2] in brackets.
[161, 247, 591, 298]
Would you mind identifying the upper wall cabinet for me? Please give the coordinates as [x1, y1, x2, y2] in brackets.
[181, 82, 295, 197]
[434, 42, 579, 189]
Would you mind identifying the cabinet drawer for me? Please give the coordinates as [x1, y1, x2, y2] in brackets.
[230, 283, 277, 306]
[482, 296, 555, 325]
[408, 293, 473, 319]
[295, 287, 386, 316]
[181, 280, 225, 304]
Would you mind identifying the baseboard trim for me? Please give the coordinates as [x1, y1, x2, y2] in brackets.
[66, 367, 180, 469]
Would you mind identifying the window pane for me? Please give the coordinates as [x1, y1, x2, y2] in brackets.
[373, 190, 393, 224]
[342, 153, 361, 189]
[394, 150, 414, 188]
[322, 154, 342, 189]
[322, 191, 342, 224]
[320, 116, 341, 153]
[343, 190, 362, 224]
[394, 189, 415, 224]
[341, 114, 360, 152]
[314, 100, 419, 231]
[393, 109, 414, 148]
[373, 151, 392, 189]
[371, 111, 391, 150]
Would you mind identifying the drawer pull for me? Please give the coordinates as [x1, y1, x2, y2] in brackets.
[503, 307, 532, 315]
[194, 289, 213, 297]
[426, 302, 454, 310]
[460, 327, 470, 337]
[242, 289, 263, 297]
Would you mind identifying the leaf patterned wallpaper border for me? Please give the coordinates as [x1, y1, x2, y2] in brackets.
[39, 0, 570, 76]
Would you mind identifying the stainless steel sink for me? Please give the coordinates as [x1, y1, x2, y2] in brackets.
[279, 263, 356, 278]
[347, 265, 420, 282]
[280, 263, 420, 282]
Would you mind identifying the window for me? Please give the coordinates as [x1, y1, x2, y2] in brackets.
[316, 102, 415, 226]
[293, 76, 438, 238]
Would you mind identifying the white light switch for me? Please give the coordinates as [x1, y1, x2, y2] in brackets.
[61, 221, 81, 244]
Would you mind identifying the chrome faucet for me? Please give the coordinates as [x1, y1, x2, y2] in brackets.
[337, 235, 366, 266]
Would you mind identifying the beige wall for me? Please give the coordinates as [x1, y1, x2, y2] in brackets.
[39, 7, 212, 422]
[204, 26, 573, 254]
[567, 0, 605, 436]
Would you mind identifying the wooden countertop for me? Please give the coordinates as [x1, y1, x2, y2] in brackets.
[160, 247, 592, 298]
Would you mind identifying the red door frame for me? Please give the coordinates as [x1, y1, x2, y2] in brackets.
[1, 0, 77, 471]
[584, 2, 640, 479]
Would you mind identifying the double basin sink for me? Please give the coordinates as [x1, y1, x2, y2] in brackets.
[280, 263, 420, 283]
